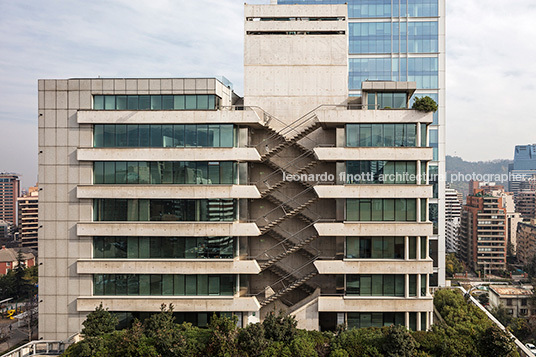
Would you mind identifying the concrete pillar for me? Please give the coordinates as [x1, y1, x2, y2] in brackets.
[416, 123, 421, 147]
[416, 273, 421, 298]
[416, 312, 421, 331]
[404, 274, 409, 298]
[405, 311, 409, 329]
[404, 236, 409, 260]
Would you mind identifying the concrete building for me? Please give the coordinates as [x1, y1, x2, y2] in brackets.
[445, 187, 462, 253]
[39, 4, 434, 338]
[0, 173, 20, 225]
[17, 186, 39, 250]
[461, 188, 507, 273]
[489, 285, 533, 319]
[516, 219, 536, 265]
[0, 246, 35, 275]
[516, 190, 536, 220]
[276, 0, 446, 288]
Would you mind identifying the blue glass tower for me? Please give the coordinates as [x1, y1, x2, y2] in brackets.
[277, 0, 446, 286]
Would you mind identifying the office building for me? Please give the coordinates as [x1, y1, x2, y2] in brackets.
[39, 4, 434, 338]
[17, 185, 39, 250]
[516, 190, 536, 220]
[509, 144, 536, 194]
[461, 186, 507, 272]
[0, 173, 20, 225]
[276, 0, 446, 286]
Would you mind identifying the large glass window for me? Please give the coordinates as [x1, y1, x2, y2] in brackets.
[347, 312, 405, 329]
[94, 161, 237, 185]
[346, 237, 405, 259]
[346, 161, 417, 184]
[350, 57, 438, 90]
[346, 274, 405, 297]
[346, 124, 420, 148]
[347, 199, 417, 221]
[94, 274, 235, 296]
[93, 124, 235, 148]
[94, 236, 235, 259]
[93, 95, 220, 110]
[93, 199, 236, 222]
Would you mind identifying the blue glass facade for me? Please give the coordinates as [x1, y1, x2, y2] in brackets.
[278, 0, 438, 18]
[350, 22, 438, 54]
[349, 57, 437, 90]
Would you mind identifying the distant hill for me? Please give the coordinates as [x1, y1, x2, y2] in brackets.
[446, 155, 512, 197]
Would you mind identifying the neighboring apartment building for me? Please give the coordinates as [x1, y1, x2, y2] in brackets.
[17, 186, 38, 250]
[516, 190, 536, 219]
[0, 246, 35, 275]
[489, 285, 533, 319]
[39, 4, 435, 339]
[276, 0, 446, 287]
[445, 187, 462, 254]
[0, 173, 20, 225]
[461, 189, 507, 273]
[509, 144, 536, 193]
[516, 219, 536, 265]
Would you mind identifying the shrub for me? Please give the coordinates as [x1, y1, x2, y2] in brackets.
[412, 96, 438, 112]
[80, 303, 118, 337]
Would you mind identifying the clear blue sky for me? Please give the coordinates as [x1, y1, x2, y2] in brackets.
[1, 0, 535, 189]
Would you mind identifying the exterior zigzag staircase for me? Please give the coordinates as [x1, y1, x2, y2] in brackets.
[253, 111, 323, 309]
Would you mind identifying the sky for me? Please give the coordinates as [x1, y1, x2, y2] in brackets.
[0, 0, 535, 189]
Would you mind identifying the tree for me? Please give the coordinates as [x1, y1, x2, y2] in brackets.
[445, 253, 464, 277]
[382, 325, 418, 357]
[81, 303, 118, 337]
[478, 325, 518, 357]
[262, 310, 297, 343]
[412, 96, 438, 113]
[206, 314, 239, 357]
[237, 322, 268, 357]
[491, 304, 512, 327]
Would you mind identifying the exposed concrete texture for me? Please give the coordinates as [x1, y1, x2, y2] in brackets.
[316, 108, 433, 126]
[314, 260, 433, 274]
[77, 109, 264, 125]
[77, 148, 261, 162]
[314, 222, 433, 236]
[77, 222, 262, 237]
[317, 296, 434, 312]
[314, 147, 433, 161]
[77, 185, 261, 199]
[314, 185, 432, 199]
[77, 297, 261, 312]
[77, 259, 261, 274]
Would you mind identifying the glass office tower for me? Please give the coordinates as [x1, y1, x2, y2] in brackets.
[277, 0, 446, 286]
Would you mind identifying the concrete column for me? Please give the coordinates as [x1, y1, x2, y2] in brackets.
[417, 198, 421, 223]
[404, 274, 409, 298]
[416, 312, 421, 331]
[416, 274, 421, 298]
[235, 274, 240, 297]
[416, 123, 421, 147]
[416, 159, 421, 185]
[404, 236, 409, 260]
[417, 232, 421, 258]
[405, 311, 409, 329]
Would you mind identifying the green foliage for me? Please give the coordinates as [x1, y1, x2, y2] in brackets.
[382, 325, 418, 357]
[446, 253, 464, 277]
[206, 314, 239, 356]
[0, 261, 38, 300]
[81, 303, 118, 337]
[65, 289, 521, 357]
[411, 96, 438, 112]
[237, 322, 268, 357]
[263, 310, 298, 343]
[491, 304, 513, 327]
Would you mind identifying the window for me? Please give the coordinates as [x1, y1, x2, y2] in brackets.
[347, 312, 405, 329]
[346, 124, 420, 148]
[346, 161, 418, 184]
[94, 274, 236, 296]
[93, 199, 237, 222]
[346, 274, 405, 297]
[93, 95, 220, 110]
[94, 236, 235, 259]
[347, 199, 417, 221]
[93, 124, 235, 148]
[346, 237, 405, 259]
[94, 161, 237, 185]
[506, 299, 512, 306]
